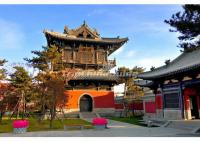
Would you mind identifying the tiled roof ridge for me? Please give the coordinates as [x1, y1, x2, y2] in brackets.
[76, 70, 114, 76]
[139, 51, 184, 75]
[184, 46, 200, 53]
[71, 70, 118, 81]
[72, 23, 100, 38]
[44, 30, 128, 44]
[51, 21, 100, 39]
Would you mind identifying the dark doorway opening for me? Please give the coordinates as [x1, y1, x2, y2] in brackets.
[80, 95, 93, 112]
[190, 96, 199, 119]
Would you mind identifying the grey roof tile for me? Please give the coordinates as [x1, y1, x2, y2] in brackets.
[71, 70, 118, 81]
[138, 48, 200, 80]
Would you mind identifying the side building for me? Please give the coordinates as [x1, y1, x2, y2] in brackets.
[137, 47, 200, 120]
[43, 22, 128, 116]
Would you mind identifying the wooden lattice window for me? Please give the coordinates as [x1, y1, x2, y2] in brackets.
[81, 52, 93, 63]
[78, 46, 94, 64]
[164, 93, 180, 108]
[97, 51, 105, 63]
[63, 50, 73, 61]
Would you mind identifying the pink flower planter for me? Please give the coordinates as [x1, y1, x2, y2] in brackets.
[92, 118, 108, 130]
[12, 120, 29, 134]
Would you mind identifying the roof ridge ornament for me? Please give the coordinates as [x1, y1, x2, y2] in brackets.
[165, 59, 170, 66]
[93, 28, 100, 36]
[83, 20, 87, 26]
[43, 29, 47, 33]
[150, 66, 155, 71]
[64, 25, 69, 34]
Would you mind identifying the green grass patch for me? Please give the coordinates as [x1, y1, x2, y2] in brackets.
[0, 119, 13, 133]
[110, 116, 146, 126]
[63, 118, 93, 130]
[0, 118, 93, 133]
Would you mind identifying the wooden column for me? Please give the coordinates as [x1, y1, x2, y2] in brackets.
[96, 48, 98, 64]
[198, 96, 200, 118]
[72, 50, 76, 63]
[179, 82, 185, 119]
[177, 77, 184, 119]
[157, 82, 165, 118]
[105, 46, 108, 62]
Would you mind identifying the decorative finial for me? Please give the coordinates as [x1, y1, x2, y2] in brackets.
[165, 59, 170, 65]
[83, 20, 86, 26]
[64, 25, 69, 34]
[150, 66, 155, 71]
[94, 28, 99, 36]
[43, 29, 47, 33]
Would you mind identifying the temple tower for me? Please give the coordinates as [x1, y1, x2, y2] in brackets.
[44, 22, 128, 115]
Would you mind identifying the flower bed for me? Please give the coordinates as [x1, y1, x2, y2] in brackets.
[92, 118, 108, 130]
[12, 120, 29, 134]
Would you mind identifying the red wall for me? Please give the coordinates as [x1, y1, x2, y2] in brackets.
[115, 104, 124, 109]
[184, 95, 190, 110]
[156, 95, 163, 109]
[115, 102, 143, 110]
[184, 88, 197, 95]
[145, 102, 156, 113]
[64, 90, 115, 109]
[184, 88, 200, 110]
[130, 103, 143, 110]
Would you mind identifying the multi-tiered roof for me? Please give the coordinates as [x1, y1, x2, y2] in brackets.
[43, 22, 128, 88]
[44, 21, 128, 55]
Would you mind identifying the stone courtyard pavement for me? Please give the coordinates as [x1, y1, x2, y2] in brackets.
[0, 120, 199, 137]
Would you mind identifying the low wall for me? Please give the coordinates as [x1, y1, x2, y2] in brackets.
[156, 109, 163, 118]
[145, 102, 156, 113]
[63, 90, 115, 110]
[114, 102, 144, 116]
[114, 102, 143, 110]
[164, 109, 182, 120]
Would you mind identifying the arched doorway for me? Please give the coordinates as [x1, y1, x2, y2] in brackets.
[79, 95, 93, 112]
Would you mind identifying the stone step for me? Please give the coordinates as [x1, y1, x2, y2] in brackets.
[142, 119, 168, 127]
[166, 120, 200, 131]
[139, 118, 168, 127]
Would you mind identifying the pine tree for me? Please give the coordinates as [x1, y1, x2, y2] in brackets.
[117, 66, 144, 117]
[165, 5, 200, 50]
[0, 59, 7, 122]
[117, 66, 144, 101]
[0, 59, 7, 80]
[9, 66, 32, 119]
[25, 45, 76, 128]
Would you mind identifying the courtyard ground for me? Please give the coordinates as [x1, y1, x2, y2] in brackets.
[0, 119, 199, 137]
[110, 116, 145, 126]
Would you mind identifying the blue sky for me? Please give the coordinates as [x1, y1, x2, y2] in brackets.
[0, 5, 183, 72]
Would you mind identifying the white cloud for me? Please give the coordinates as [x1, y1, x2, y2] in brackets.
[140, 22, 168, 33]
[0, 19, 25, 49]
[136, 57, 166, 71]
[126, 50, 136, 58]
[111, 45, 125, 56]
[114, 59, 159, 71]
[132, 52, 179, 71]
[110, 57, 166, 73]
